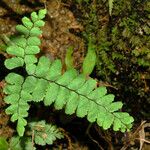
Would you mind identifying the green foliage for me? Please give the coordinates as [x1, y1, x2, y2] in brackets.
[24, 138, 36, 150]
[3, 8, 133, 143]
[9, 136, 24, 150]
[9, 136, 36, 150]
[132, 47, 150, 67]
[82, 36, 97, 76]
[0, 137, 9, 150]
[4, 57, 134, 135]
[65, 46, 74, 70]
[28, 120, 63, 145]
[4, 9, 46, 69]
[76, 0, 89, 4]
[10, 136, 35, 150]
[108, 0, 114, 16]
[80, 1, 116, 78]
[78, 0, 150, 118]
[7, 121, 63, 149]
[3, 9, 46, 137]
[3, 73, 29, 136]
[76, 0, 114, 15]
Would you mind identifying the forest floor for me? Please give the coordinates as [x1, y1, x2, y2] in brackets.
[0, 0, 150, 150]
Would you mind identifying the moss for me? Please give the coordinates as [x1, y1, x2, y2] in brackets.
[73, 0, 150, 119]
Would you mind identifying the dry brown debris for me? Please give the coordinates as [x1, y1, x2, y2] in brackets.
[0, 0, 85, 70]
[0, 81, 14, 139]
[41, 0, 85, 70]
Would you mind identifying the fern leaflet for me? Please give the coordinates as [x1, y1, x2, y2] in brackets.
[109, 0, 114, 16]
[4, 9, 46, 69]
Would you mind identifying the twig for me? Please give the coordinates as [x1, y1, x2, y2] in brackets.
[98, 81, 118, 90]
[31, 129, 35, 150]
[136, 138, 150, 144]
[86, 124, 105, 150]
[59, 128, 73, 150]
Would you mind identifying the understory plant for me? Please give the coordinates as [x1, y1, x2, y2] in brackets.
[3, 9, 134, 148]
[76, 0, 114, 15]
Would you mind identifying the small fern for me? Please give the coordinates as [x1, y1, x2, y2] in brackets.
[3, 9, 134, 138]
[7, 121, 63, 149]
[109, 0, 114, 16]
[28, 120, 63, 146]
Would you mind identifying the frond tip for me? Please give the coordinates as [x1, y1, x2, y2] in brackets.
[4, 9, 46, 70]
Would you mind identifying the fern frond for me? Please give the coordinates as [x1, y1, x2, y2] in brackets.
[3, 73, 29, 136]
[34, 57, 133, 132]
[4, 56, 133, 135]
[28, 121, 63, 145]
[3, 9, 134, 137]
[4, 9, 46, 70]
